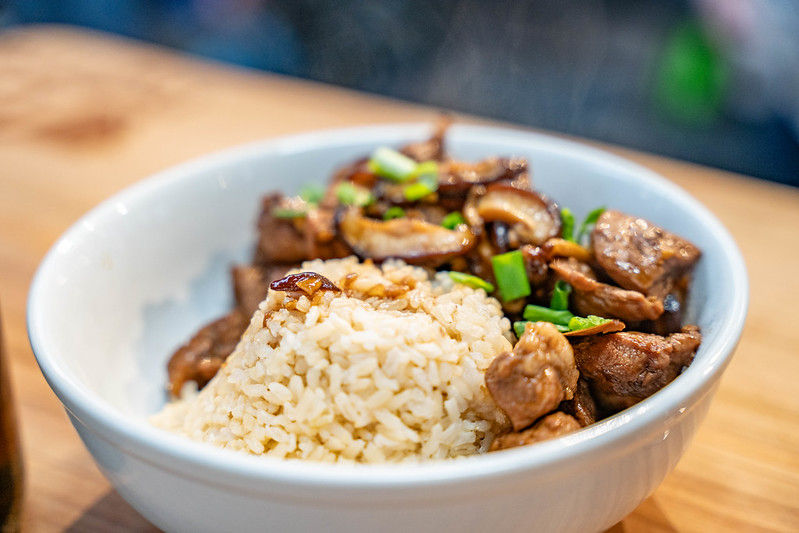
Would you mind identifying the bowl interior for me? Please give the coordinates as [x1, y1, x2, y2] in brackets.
[29, 124, 745, 446]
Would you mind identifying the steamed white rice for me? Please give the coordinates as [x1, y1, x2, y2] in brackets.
[151, 257, 513, 463]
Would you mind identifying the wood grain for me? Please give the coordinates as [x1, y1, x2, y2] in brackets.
[1, 26, 797, 532]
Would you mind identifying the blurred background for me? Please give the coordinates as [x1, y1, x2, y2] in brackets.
[3, 0, 798, 186]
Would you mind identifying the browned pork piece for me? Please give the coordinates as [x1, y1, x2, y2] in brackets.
[254, 194, 349, 265]
[167, 264, 295, 397]
[337, 208, 476, 266]
[167, 310, 248, 397]
[490, 412, 581, 451]
[486, 322, 579, 431]
[573, 325, 701, 411]
[592, 210, 701, 299]
[232, 264, 292, 318]
[550, 257, 664, 323]
[561, 378, 600, 427]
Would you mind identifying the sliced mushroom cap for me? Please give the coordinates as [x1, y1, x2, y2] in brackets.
[270, 272, 341, 296]
[337, 208, 476, 265]
[438, 157, 529, 194]
[543, 238, 592, 263]
[472, 184, 561, 246]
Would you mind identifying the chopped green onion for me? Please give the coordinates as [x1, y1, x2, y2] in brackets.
[271, 206, 308, 219]
[550, 280, 572, 311]
[561, 208, 575, 242]
[447, 271, 495, 292]
[299, 183, 325, 204]
[514, 320, 568, 337]
[368, 147, 417, 182]
[491, 250, 531, 301]
[336, 182, 374, 207]
[576, 206, 606, 243]
[383, 206, 406, 220]
[567, 315, 612, 331]
[403, 173, 438, 201]
[442, 211, 466, 229]
[522, 304, 574, 326]
[409, 160, 439, 179]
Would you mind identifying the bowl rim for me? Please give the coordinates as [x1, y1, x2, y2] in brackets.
[28, 122, 748, 491]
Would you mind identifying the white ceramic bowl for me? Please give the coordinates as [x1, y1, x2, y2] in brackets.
[28, 124, 747, 533]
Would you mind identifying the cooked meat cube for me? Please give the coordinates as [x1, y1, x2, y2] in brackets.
[520, 245, 550, 287]
[486, 322, 579, 431]
[641, 292, 683, 336]
[167, 310, 249, 397]
[232, 265, 269, 318]
[490, 412, 581, 451]
[573, 326, 701, 411]
[561, 378, 599, 427]
[550, 258, 664, 323]
[592, 210, 701, 299]
[254, 194, 349, 265]
[254, 194, 310, 264]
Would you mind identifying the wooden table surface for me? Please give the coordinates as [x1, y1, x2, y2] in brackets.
[1, 26, 797, 532]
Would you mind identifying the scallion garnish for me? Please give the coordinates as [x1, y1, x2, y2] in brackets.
[336, 182, 374, 207]
[447, 271, 495, 292]
[383, 206, 406, 220]
[299, 183, 325, 204]
[522, 304, 574, 326]
[550, 280, 572, 311]
[561, 208, 575, 241]
[514, 320, 569, 337]
[403, 173, 438, 201]
[272, 206, 308, 219]
[442, 211, 466, 229]
[368, 147, 417, 182]
[576, 206, 606, 243]
[409, 160, 438, 179]
[491, 250, 531, 301]
[567, 315, 613, 331]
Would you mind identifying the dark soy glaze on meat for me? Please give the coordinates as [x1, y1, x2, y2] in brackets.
[490, 412, 581, 451]
[550, 258, 664, 323]
[167, 310, 248, 397]
[560, 378, 600, 427]
[485, 322, 578, 431]
[592, 210, 701, 299]
[165, 122, 704, 447]
[254, 194, 349, 265]
[573, 326, 701, 412]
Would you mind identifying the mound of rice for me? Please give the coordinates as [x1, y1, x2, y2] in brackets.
[152, 257, 513, 463]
